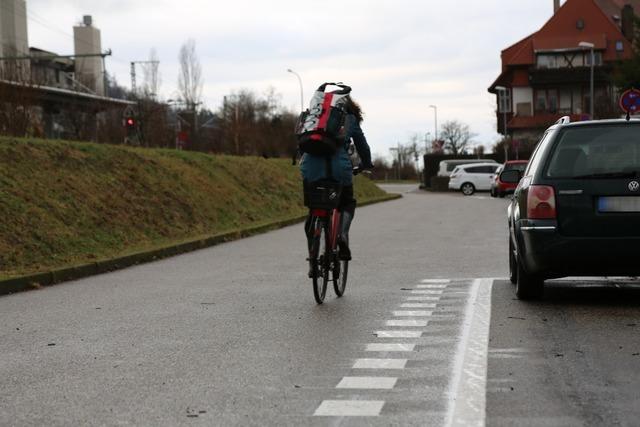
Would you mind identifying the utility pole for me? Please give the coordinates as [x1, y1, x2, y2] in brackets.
[130, 60, 160, 96]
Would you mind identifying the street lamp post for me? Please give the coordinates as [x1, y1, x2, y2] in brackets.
[287, 68, 304, 112]
[579, 41, 595, 119]
[495, 85, 513, 160]
[429, 105, 438, 142]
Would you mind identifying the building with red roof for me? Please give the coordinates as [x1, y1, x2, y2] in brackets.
[488, 0, 638, 142]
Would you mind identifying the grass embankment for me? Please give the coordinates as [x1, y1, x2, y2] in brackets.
[0, 137, 389, 279]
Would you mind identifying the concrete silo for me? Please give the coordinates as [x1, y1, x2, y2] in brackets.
[73, 15, 104, 95]
[0, 0, 30, 80]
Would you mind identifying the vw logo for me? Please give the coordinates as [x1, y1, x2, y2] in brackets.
[629, 181, 640, 192]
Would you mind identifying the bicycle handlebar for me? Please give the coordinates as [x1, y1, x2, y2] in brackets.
[352, 166, 372, 176]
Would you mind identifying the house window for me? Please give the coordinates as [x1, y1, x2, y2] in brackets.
[498, 88, 512, 113]
[548, 90, 559, 114]
[535, 90, 548, 112]
[616, 41, 624, 52]
[559, 89, 572, 114]
[584, 51, 602, 66]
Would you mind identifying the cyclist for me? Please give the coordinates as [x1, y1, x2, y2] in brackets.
[300, 96, 373, 274]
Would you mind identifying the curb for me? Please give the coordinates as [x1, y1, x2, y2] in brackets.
[0, 193, 402, 296]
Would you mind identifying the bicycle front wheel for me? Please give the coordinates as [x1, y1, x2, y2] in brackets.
[312, 219, 329, 304]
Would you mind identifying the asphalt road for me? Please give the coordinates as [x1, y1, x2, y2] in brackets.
[1, 185, 639, 426]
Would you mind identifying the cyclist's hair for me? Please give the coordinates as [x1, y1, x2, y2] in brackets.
[346, 96, 364, 124]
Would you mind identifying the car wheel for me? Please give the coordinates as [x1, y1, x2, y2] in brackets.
[508, 238, 517, 284]
[515, 257, 544, 300]
[460, 182, 475, 196]
[498, 191, 505, 198]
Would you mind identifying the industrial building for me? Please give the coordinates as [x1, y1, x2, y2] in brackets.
[0, 0, 132, 140]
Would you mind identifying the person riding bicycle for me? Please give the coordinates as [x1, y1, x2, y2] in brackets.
[300, 96, 373, 271]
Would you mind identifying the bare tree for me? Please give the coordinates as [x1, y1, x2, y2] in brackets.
[177, 39, 203, 108]
[440, 120, 474, 155]
[142, 48, 161, 99]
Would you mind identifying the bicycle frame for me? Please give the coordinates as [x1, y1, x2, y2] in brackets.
[310, 208, 341, 252]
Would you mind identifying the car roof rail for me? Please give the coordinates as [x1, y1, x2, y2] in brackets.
[555, 116, 571, 125]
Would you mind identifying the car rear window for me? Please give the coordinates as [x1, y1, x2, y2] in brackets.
[545, 124, 640, 178]
[504, 163, 527, 172]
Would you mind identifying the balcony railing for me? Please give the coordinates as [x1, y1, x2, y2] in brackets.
[529, 66, 612, 86]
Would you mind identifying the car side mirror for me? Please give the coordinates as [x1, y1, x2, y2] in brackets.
[500, 169, 522, 184]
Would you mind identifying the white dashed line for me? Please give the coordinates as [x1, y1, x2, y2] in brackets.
[366, 343, 416, 352]
[314, 400, 385, 417]
[375, 330, 423, 338]
[393, 310, 433, 317]
[421, 279, 451, 284]
[385, 320, 428, 327]
[336, 377, 398, 389]
[401, 303, 437, 308]
[417, 284, 448, 289]
[353, 359, 408, 369]
[410, 290, 444, 295]
[406, 296, 441, 301]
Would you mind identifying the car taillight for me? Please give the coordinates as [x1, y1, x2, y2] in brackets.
[527, 185, 556, 219]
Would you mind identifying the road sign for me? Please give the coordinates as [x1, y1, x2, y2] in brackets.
[619, 89, 640, 114]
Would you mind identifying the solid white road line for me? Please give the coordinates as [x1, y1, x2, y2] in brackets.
[420, 279, 451, 284]
[417, 284, 448, 289]
[366, 343, 416, 352]
[375, 331, 423, 338]
[445, 278, 493, 427]
[406, 296, 440, 301]
[385, 320, 428, 327]
[314, 400, 385, 417]
[353, 359, 408, 369]
[401, 303, 437, 308]
[393, 310, 433, 317]
[336, 377, 398, 389]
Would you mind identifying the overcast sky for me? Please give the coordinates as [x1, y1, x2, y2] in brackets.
[26, 0, 558, 158]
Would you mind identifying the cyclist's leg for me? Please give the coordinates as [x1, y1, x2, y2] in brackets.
[302, 180, 316, 276]
[338, 185, 356, 260]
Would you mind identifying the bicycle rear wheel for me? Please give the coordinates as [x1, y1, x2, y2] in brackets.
[311, 218, 329, 304]
[333, 258, 348, 297]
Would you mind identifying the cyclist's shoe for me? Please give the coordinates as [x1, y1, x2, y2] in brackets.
[338, 240, 352, 261]
[307, 259, 317, 278]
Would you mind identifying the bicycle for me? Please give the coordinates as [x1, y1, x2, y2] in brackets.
[307, 167, 365, 304]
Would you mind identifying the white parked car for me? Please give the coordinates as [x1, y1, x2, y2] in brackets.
[448, 163, 501, 195]
[437, 159, 497, 177]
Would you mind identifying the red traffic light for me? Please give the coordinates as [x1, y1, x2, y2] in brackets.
[126, 118, 135, 126]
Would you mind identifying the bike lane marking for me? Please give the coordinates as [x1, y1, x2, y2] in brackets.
[406, 296, 440, 301]
[444, 278, 493, 427]
[392, 310, 433, 317]
[314, 400, 385, 417]
[353, 359, 408, 369]
[314, 278, 486, 420]
[336, 377, 398, 390]
[401, 303, 437, 308]
[385, 319, 428, 327]
[366, 343, 416, 352]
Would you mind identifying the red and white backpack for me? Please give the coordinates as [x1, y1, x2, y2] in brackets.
[296, 82, 352, 156]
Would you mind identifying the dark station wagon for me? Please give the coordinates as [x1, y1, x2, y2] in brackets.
[502, 117, 640, 299]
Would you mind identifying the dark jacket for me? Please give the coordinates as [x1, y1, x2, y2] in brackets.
[299, 114, 373, 185]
